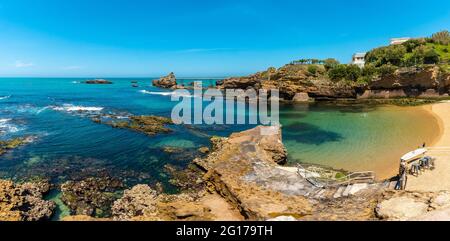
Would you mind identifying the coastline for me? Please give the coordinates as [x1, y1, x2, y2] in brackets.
[407, 101, 450, 191]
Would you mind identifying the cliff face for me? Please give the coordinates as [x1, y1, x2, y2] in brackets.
[217, 64, 450, 100]
[217, 65, 357, 100]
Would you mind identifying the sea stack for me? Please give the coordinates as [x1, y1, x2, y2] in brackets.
[152, 72, 177, 89]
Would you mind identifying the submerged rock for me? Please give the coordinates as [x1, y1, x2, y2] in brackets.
[0, 179, 55, 221]
[152, 72, 177, 89]
[164, 164, 205, 191]
[60, 177, 124, 217]
[104, 115, 173, 136]
[0, 137, 34, 156]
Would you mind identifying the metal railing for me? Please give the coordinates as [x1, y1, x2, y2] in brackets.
[297, 164, 376, 188]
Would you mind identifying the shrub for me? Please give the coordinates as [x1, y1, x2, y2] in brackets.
[328, 64, 347, 81]
[345, 64, 362, 81]
[323, 58, 340, 71]
[377, 64, 397, 76]
[362, 64, 377, 77]
[365, 45, 407, 67]
[307, 65, 318, 75]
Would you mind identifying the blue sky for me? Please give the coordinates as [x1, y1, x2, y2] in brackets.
[0, 0, 449, 77]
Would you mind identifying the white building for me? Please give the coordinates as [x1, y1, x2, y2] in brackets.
[351, 52, 366, 68]
[390, 37, 411, 45]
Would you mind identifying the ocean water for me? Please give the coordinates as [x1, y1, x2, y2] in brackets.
[0, 78, 440, 186]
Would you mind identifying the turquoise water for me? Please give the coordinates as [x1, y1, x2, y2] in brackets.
[0, 78, 439, 186]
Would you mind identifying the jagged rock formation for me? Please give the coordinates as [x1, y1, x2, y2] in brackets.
[60, 177, 124, 217]
[111, 185, 243, 221]
[0, 180, 55, 221]
[152, 72, 178, 89]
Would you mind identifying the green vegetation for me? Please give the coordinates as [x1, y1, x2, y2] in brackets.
[365, 30, 450, 69]
[280, 31, 449, 85]
[307, 65, 319, 75]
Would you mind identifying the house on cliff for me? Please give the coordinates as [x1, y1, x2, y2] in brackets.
[390, 37, 411, 45]
[351, 52, 366, 68]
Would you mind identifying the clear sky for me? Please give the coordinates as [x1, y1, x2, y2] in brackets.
[0, 0, 449, 77]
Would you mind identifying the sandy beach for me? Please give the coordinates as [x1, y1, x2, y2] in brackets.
[407, 101, 450, 191]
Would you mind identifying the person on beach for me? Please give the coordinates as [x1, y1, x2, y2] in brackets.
[397, 160, 408, 190]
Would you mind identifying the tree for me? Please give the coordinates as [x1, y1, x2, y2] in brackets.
[365, 45, 407, 67]
[328, 64, 347, 81]
[362, 64, 376, 77]
[407, 45, 440, 65]
[431, 30, 450, 45]
[423, 48, 440, 64]
[377, 64, 397, 76]
[323, 58, 340, 71]
[345, 64, 362, 81]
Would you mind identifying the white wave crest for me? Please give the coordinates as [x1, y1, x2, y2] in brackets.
[52, 104, 104, 112]
[0, 95, 11, 100]
[139, 90, 197, 98]
[0, 118, 23, 134]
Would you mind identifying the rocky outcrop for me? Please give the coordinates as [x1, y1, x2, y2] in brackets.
[292, 92, 311, 102]
[194, 126, 313, 220]
[216, 65, 357, 100]
[0, 179, 55, 221]
[84, 79, 113, 84]
[95, 115, 174, 136]
[60, 177, 124, 217]
[152, 72, 178, 89]
[375, 191, 450, 221]
[0, 136, 34, 156]
[217, 64, 450, 101]
[111, 184, 159, 220]
[112, 185, 243, 221]
[362, 66, 450, 98]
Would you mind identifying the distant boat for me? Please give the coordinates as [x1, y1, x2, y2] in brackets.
[401, 148, 427, 162]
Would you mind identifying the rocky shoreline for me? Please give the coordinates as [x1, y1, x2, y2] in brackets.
[3, 125, 450, 220]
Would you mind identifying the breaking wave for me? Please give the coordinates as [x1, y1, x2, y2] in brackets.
[0, 118, 24, 134]
[139, 90, 198, 98]
[51, 104, 104, 112]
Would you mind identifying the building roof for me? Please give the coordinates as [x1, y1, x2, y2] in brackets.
[353, 52, 366, 58]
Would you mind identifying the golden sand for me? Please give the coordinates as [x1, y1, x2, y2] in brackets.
[407, 101, 450, 191]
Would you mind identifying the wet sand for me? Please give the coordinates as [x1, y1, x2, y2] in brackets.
[407, 102, 450, 191]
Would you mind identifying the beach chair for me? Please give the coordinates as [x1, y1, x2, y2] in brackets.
[419, 157, 430, 169]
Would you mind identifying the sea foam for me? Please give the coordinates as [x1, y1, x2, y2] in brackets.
[139, 90, 197, 98]
[52, 104, 104, 112]
[0, 118, 22, 133]
[0, 95, 11, 100]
